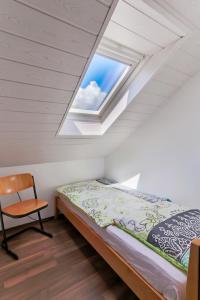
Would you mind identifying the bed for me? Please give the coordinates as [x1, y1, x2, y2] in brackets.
[55, 180, 200, 300]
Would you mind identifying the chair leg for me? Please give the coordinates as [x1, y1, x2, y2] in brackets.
[38, 210, 44, 231]
[0, 209, 52, 261]
[37, 210, 53, 238]
[0, 210, 8, 249]
[0, 211, 18, 260]
[1, 242, 18, 260]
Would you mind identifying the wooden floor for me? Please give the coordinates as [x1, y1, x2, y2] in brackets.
[0, 216, 138, 300]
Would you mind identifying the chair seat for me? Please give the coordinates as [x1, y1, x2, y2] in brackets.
[2, 199, 48, 218]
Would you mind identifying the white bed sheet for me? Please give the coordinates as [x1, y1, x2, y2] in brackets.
[59, 195, 187, 300]
[106, 226, 186, 300]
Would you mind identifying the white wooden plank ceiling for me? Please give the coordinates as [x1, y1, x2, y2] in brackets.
[0, 0, 116, 166]
[145, 0, 200, 31]
[103, 0, 183, 55]
[0, 0, 199, 167]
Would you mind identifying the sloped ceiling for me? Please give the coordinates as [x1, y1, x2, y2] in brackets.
[0, 0, 117, 166]
[110, 0, 200, 143]
[0, 0, 200, 167]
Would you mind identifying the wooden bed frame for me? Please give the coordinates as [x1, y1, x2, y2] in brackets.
[55, 195, 200, 300]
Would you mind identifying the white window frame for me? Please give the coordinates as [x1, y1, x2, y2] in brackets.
[69, 39, 143, 118]
[69, 62, 130, 116]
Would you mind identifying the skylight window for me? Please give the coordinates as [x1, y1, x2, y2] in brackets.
[58, 0, 185, 137]
[70, 54, 129, 114]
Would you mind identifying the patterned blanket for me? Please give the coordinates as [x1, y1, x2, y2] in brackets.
[147, 209, 200, 269]
[57, 180, 200, 272]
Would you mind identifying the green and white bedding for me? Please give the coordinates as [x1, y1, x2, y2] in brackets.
[57, 180, 200, 272]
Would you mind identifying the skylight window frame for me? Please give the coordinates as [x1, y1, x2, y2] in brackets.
[69, 49, 139, 117]
[95, 59, 130, 114]
[57, 0, 187, 138]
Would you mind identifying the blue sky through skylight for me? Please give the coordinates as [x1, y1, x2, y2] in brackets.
[71, 54, 128, 111]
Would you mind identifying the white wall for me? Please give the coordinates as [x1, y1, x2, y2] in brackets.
[105, 72, 200, 208]
[0, 158, 104, 229]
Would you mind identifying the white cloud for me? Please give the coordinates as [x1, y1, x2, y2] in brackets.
[72, 81, 107, 111]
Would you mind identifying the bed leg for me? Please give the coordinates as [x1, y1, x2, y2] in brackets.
[54, 196, 60, 220]
[186, 239, 200, 300]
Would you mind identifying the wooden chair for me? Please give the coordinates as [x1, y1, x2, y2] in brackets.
[0, 173, 52, 260]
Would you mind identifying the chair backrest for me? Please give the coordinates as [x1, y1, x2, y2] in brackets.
[0, 173, 34, 195]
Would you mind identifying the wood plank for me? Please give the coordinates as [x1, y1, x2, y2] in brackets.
[181, 33, 200, 60]
[0, 122, 58, 132]
[0, 133, 125, 144]
[120, 111, 149, 121]
[0, 98, 67, 115]
[0, 0, 96, 57]
[0, 139, 126, 162]
[106, 127, 133, 134]
[97, 0, 113, 6]
[0, 135, 125, 146]
[0, 138, 97, 146]
[104, 21, 161, 55]
[143, 79, 177, 97]
[0, 142, 125, 166]
[0, 80, 73, 103]
[17, 0, 109, 35]
[154, 65, 190, 87]
[0, 59, 79, 91]
[153, 0, 200, 31]
[0, 143, 109, 165]
[0, 111, 62, 123]
[4, 260, 57, 288]
[112, 119, 142, 127]
[109, 129, 136, 137]
[134, 92, 167, 106]
[125, 0, 185, 36]
[127, 103, 157, 114]
[106, 128, 133, 136]
[0, 132, 56, 140]
[167, 50, 200, 76]
[104, 130, 133, 141]
[112, 1, 179, 47]
[0, 31, 87, 76]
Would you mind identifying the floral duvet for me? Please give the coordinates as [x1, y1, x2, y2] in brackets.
[57, 180, 200, 272]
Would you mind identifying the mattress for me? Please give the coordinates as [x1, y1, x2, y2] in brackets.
[58, 195, 187, 300]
